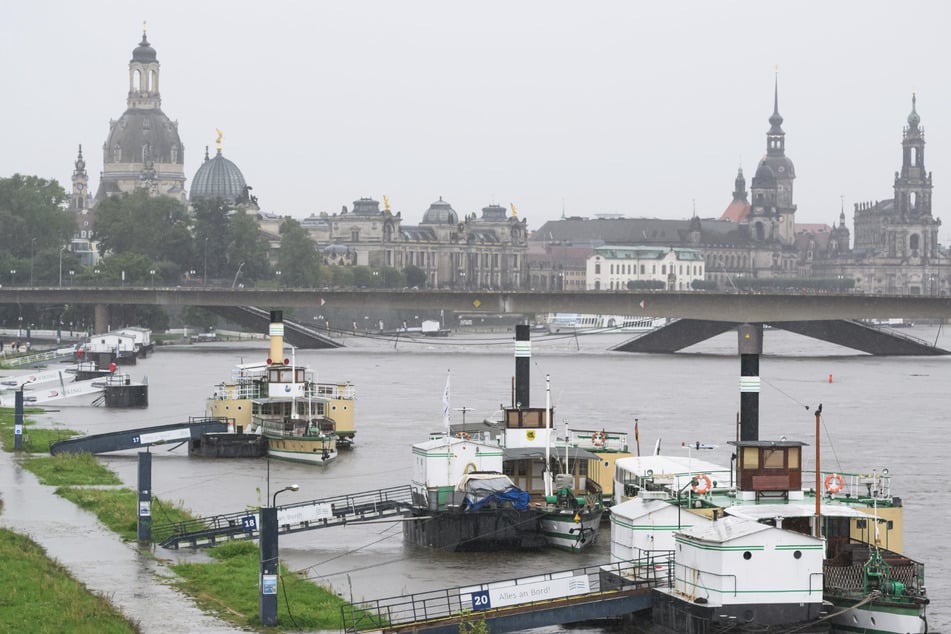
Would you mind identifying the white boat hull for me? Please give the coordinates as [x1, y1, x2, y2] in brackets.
[827, 599, 928, 633]
[539, 508, 602, 552]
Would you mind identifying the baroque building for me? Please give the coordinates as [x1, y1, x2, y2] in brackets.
[292, 196, 529, 289]
[95, 29, 186, 205]
[813, 96, 951, 294]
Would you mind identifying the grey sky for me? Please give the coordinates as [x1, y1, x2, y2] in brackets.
[3, 1, 950, 235]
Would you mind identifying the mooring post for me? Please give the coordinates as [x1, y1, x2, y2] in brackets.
[259, 506, 279, 626]
[13, 389, 23, 450]
[137, 451, 152, 542]
[737, 323, 763, 442]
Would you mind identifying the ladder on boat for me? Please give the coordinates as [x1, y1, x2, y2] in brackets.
[154, 485, 414, 549]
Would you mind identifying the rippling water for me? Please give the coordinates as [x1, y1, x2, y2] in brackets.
[17, 325, 951, 631]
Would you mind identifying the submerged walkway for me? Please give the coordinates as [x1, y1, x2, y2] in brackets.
[0, 447, 245, 633]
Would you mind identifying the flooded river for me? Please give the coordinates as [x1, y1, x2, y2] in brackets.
[4, 325, 950, 631]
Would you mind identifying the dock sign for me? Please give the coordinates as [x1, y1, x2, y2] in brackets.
[241, 515, 258, 532]
[467, 575, 590, 611]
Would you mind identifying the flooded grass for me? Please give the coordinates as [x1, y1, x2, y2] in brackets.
[171, 540, 358, 630]
[25, 452, 122, 486]
[0, 528, 141, 633]
[0, 407, 78, 452]
[56, 487, 196, 541]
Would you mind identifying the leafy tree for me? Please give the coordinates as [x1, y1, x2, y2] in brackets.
[276, 218, 320, 287]
[0, 174, 73, 260]
[227, 211, 271, 283]
[191, 198, 230, 281]
[93, 190, 193, 273]
[404, 265, 427, 288]
[329, 266, 354, 288]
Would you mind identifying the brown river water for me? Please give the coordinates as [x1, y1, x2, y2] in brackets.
[2, 326, 949, 632]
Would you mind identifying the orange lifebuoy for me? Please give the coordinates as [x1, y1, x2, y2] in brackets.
[691, 474, 712, 495]
[824, 473, 845, 494]
[592, 431, 606, 447]
[455, 431, 471, 441]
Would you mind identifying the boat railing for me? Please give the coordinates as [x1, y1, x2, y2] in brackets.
[803, 470, 893, 501]
[341, 552, 674, 633]
[311, 382, 356, 400]
[823, 545, 925, 596]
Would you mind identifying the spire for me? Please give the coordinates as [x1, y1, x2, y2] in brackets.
[203, 145, 210, 162]
[907, 92, 921, 129]
[768, 70, 784, 132]
[733, 167, 747, 202]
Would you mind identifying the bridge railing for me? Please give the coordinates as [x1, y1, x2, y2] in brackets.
[154, 485, 414, 548]
[342, 551, 674, 633]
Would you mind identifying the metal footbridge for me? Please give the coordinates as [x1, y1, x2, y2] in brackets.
[342, 553, 673, 633]
[49, 417, 231, 455]
[154, 485, 414, 549]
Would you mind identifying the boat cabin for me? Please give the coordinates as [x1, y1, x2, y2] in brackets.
[729, 439, 806, 502]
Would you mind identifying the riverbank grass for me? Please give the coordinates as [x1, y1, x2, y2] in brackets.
[171, 540, 368, 631]
[0, 407, 77, 452]
[0, 528, 141, 633]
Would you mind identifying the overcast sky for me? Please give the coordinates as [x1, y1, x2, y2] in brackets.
[3, 1, 951, 236]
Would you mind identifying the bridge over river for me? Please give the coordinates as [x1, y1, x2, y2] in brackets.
[2, 287, 949, 354]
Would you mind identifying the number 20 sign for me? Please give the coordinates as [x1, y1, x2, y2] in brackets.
[470, 590, 491, 611]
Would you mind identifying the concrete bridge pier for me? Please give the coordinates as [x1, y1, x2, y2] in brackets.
[94, 304, 110, 335]
[737, 323, 763, 442]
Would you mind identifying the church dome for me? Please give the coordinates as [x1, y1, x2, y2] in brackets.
[421, 197, 458, 224]
[103, 109, 184, 166]
[190, 148, 248, 202]
[132, 33, 157, 63]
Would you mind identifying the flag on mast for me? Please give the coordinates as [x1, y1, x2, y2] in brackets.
[442, 371, 451, 433]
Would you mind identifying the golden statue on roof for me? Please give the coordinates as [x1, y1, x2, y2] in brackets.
[383, 195, 390, 211]
[510, 203, 518, 217]
[215, 129, 223, 151]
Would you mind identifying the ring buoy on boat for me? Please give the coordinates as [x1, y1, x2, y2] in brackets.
[691, 474, 712, 495]
[591, 431, 606, 447]
[455, 431, 470, 441]
[464, 462, 477, 474]
[824, 473, 845, 494]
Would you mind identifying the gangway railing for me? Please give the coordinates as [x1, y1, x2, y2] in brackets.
[155, 485, 414, 549]
[342, 552, 674, 633]
[2, 347, 74, 368]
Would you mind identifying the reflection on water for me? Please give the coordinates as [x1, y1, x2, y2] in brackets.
[4, 326, 950, 631]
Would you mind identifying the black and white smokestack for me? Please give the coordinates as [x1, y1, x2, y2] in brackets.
[514, 324, 530, 409]
[737, 323, 763, 442]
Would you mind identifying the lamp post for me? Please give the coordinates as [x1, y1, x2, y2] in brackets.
[232, 262, 245, 289]
[260, 484, 299, 626]
[68, 270, 74, 286]
[275, 270, 282, 287]
[94, 268, 100, 286]
[9, 269, 15, 286]
[149, 269, 156, 288]
[677, 477, 700, 531]
[59, 246, 66, 287]
[30, 238, 35, 286]
[203, 237, 208, 286]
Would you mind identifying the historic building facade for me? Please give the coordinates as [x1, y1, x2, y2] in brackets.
[586, 246, 704, 290]
[812, 96, 951, 294]
[95, 30, 187, 205]
[300, 197, 529, 289]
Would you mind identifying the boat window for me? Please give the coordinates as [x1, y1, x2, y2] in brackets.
[787, 447, 800, 469]
[742, 447, 759, 469]
[763, 448, 784, 469]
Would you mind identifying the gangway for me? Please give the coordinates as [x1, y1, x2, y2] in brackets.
[1, 347, 77, 368]
[342, 553, 673, 633]
[0, 373, 105, 407]
[49, 417, 230, 456]
[154, 485, 414, 549]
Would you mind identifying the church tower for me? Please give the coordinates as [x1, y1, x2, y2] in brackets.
[748, 76, 797, 247]
[70, 144, 96, 241]
[95, 27, 186, 204]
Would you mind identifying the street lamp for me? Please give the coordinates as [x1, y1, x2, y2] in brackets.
[9, 269, 15, 285]
[58, 246, 67, 287]
[203, 237, 208, 286]
[275, 270, 282, 287]
[232, 262, 245, 289]
[260, 483, 300, 626]
[272, 484, 299, 507]
[68, 270, 74, 286]
[30, 238, 35, 286]
[149, 269, 156, 288]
